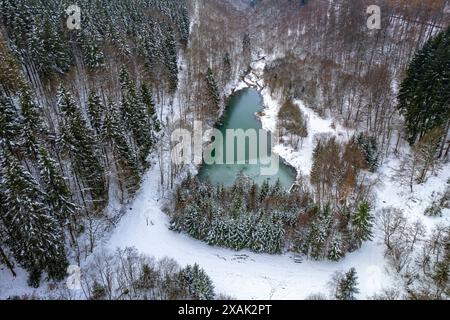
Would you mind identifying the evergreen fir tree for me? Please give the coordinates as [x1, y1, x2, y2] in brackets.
[0, 149, 68, 286]
[180, 205, 208, 240]
[206, 217, 227, 247]
[351, 201, 373, 248]
[357, 133, 379, 172]
[87, 91, 104, 135]
[270, 179, 283, 198]
[335, 268, 360, 300]
[182, 264, 215, 300]
[119, 66, 153, 166]
[310, 205, 331, 260]
[259, 180, 270, 202]
[398, 26, 450, 145]
[141, 83, 161, 132]
[267, 219, 284, 254]
[19, 89, 49, 160]
[103, 99, 141, 195]
[0, 94, 22, 149]
[37, 146, 76, 227]
[222, 52, 232, 84]
[79, 28, 105, 69]
[242, 33, 252, 64]
[57, 86, 107, 210]
[162, 24, 178, 93]
[205, 67, 220, 111]
[328, 234, 343, 261]
[29, 17, 72, 79]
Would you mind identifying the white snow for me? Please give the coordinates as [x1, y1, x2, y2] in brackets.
[107, 160, 391, 300]
[105, 54, 449, 300]
[2, 50, 449, 301]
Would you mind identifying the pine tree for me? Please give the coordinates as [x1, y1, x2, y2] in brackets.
[57, 86, 107, 210]
[242, 33, 252, 65]
[37, 146, 76, 227]
[398, 26, 450, 145]
[351, 201, 373, 248]
[0, 36, 25, 93]
[103, 99, 141, 195]
[180, 205, 208, 240]
[231, 196, 245, 218]
[162, 24, 178, 93]
[334, 268, 360, 300]
[205, 68, 220, 111]
[19, 89, 49, 160]
[251, 218, 283, 254]
[0, 149, 68, 286]
[29, 17, 72, 79]
[328, 234, 343, 261]
[207, 217, 228, 247]
[259, 180, 270, 202]
[79, 28, 105, 69]
[270, 179, 283, 198]
[87, 91, 104, 135]
[141, 83, 161, 132]
[267, 219, 284, 254]
[310, 205, 331, 260]
[227, 217, 250, 250]
[0, 94, 22, 149]
[357, 133, 379, 172]
[119, 66, 153, 166]
[222, 52, 232, 84]
[181, 264, 215, 300]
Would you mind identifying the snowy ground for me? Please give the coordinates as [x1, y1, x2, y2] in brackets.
[107, 160, 391, 299]
[106, 55, 449, 300]
[1, 52, 448, 300]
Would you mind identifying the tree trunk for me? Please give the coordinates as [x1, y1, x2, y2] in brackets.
[438, 119, 449, 158]
[0, 245, 16, 277]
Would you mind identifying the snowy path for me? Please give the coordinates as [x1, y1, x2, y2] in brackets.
[107, 162, 391, 300]
[107, 57, 389, 300]
[107, 56, 449, 300]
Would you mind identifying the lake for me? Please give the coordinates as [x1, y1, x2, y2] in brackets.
[198, 88, 296, 189]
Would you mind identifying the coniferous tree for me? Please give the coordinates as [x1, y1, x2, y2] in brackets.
[223, 52, 232, 84]
[0, 149, 68, 287]
[0, 94, 22, 149]
[37, 146, 77, 229]
[162, 24, 178, 93]
[334, 268, 360, 300]
[0, 36, 25, 93]
[259, 180, 270, 202]
[351, 202, 373, 248]
[87, 91, 104, 135]
[119, 66, 153, 166]
[29, 17, 72, 79]
[398, 26, 450, 146]
[141, 83, 161, 132]
[103, 100, 141, 195]
[328, 235, 343, 261]
[357, 133, 379, 172]
[181, 264, 215, 300]
[57, 86, 107, 210]
[242, 33, 252, 65]
[19, 89, 49, 160]
[205, 68, 220, 111]
[78, 28, 105, 70]
[0, 189, 16, 277]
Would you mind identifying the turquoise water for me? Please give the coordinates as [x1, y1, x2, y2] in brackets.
[198, 88, 296, 189]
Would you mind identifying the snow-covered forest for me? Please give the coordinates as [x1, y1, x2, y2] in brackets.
[0, 0, 449, 300]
